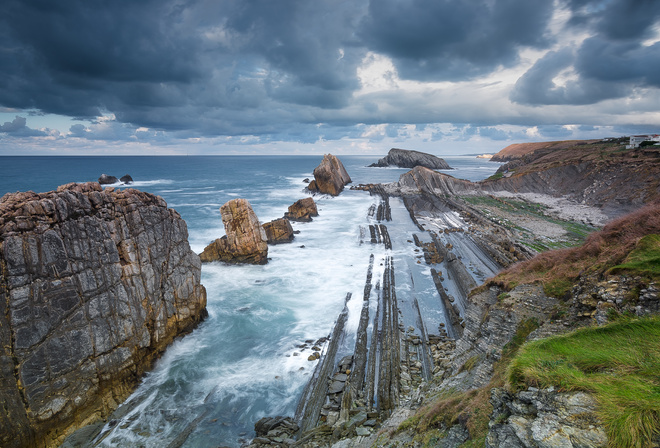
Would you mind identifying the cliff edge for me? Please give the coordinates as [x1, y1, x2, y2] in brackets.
[0, 182, 207, 448]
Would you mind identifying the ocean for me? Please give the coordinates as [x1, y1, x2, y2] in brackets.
[0, 155, 501, 447]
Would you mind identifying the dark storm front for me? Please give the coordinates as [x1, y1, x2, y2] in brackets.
[0, 155, 500, 447]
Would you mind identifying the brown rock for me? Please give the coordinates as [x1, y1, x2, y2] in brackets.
[308, 154, 352, 196]
[200, 198, 268, 264]
[0, 182, 207, 448]
[262, 218, 294, 244]
[284, 197, 318, 222]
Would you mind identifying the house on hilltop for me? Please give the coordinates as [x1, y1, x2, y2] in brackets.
[626, 134, 660, 149]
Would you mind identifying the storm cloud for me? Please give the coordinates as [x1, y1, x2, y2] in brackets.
[0, 0, 658, 153]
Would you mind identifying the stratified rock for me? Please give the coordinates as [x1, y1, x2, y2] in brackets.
[0, 182, 207, 448]
[98, 173, 118, 184]
[120, 174, 133, 184]
[370, 148, 451, 170]
[398, 166, 475, 196]
[284, 197, 318, 222]
[200, 198, 268, 264]
[308, 154, 352, 196]
[263, 218, 294, 244]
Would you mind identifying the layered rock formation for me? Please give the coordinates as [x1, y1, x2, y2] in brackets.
[200, 198, 268, 264]
[396, 166, 476, 196]
[0, 182, 207, 448]
[262, 218, 294, 244]
[370, 148, 451, 170]
[284, 197, 318, 222]
[308, 154, 352, 196]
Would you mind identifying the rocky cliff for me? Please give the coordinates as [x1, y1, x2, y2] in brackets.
[308, 154, 352, 196]
[0, 182, 207, 448]
[370, 148, 452, 170]
[200, 198, 268, 264]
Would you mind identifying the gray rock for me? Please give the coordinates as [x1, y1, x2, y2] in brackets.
[0, 183, 207, 448]
[370, 148, 452, 170]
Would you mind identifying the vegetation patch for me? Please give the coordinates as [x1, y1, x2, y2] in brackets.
[489, 201, 660, 297]
[508, 317, 660, 447]
[609, 234, 660, 277]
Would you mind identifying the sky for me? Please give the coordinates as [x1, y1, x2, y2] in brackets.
[1, 0, 659, 156]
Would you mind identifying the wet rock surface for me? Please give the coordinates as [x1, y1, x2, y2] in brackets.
[200, 198, 268, 264]
[370, 148, 452, 170]
[284, 197, 319, 222]
[308, 154, 352, 196]
[0, 182, 207, 448]
[262, 217, 294, 244]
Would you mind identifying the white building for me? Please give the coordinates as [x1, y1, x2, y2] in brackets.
[626, 134, 660, 149]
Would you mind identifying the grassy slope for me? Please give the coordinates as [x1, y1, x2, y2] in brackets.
[509, 317, 660, 447]
[488, 199, 660, 298]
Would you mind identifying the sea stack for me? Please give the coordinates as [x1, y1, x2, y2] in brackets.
[200, 198, 268, 264]
[308, 154, 352, 196]
[0, 182, 207, 448]
[285, 197, 319, 222]
[370, 148, 451, 170]
[262, 218, 294, 244]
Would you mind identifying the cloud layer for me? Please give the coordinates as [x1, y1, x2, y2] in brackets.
[1, 0, 659, 153]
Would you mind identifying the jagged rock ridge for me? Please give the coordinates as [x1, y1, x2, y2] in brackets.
[0, 182, 207, 448]
[370, 148, 451, 170]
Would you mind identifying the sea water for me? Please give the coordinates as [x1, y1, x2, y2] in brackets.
[0, 155, 500, 447]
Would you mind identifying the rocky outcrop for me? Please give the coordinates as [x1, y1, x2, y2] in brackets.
[119, 174, 133, 184]
[262, 218, 294, 244]
[370, 148, 451, 170]
[396, 166, 477, 196]
[0, 182, 207, 448]
[98, 174, 118, 184]
[487, 388, 607, 448]
[308, 154, 352, 196]
[200, 198, 268, 264]
[284, 197, 318, 222]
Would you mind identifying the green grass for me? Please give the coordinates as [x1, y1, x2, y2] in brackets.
[508, 317, 660, 447]
[609, 234, 660, 277]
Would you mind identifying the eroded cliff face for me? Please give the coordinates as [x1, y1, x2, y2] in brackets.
[0, 182, 207, 448]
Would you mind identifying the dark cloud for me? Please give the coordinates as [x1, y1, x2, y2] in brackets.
[565, 0, 660, 40]
[359, 0, 554, 81]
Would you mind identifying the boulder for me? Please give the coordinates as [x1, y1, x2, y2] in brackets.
[369, 148, 451, 170]
[0, 182, 207, 448]
[120, 174, 133, 184]
[308, 154, 352, 196]
[262, 218, 294, 244]
[98, 173, 118, 184]
[200, 198, 268, 264]
[284, 197, 318, 222]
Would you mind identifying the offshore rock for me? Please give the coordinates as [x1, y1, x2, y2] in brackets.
[119, 174, 133, 184]
[200, 198, 268, 264]
[308, 154, 352, 196]
[0, 182, 207, 448]
[262, 218, 294, 244]
[370, 148, 451, 170]
[284, 197, 319, 222]
[97, 173, 118, 184]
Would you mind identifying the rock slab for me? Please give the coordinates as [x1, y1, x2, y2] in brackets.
[262, 218, 294, 244]
[0, 182, 207, 448]
[370, 148, 451, 170]
[284, 197, 318, 222]
[308, 154, 352, 196]
[200, 198, 268, 264]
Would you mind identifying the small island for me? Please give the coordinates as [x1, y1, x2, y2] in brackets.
[369, 148, 452, 170]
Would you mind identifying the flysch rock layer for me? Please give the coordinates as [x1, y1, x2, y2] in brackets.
[308, 154, 352, 196]
[370, 148, 452, 170]
[0, 182, 207, 448]
[200, 198, 268, 264]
